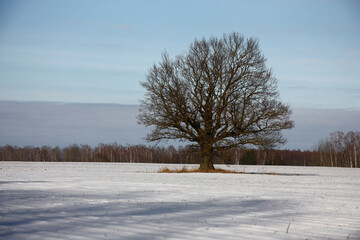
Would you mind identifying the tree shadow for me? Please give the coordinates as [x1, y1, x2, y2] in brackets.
[1, 188, 358, 240]
[0, 181, 49, 185]
[0, 188, 300, 239]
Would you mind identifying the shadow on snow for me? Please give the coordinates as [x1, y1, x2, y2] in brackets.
[1, 188, 297, 239]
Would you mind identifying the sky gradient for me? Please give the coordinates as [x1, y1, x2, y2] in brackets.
[0, 0, 359, 150]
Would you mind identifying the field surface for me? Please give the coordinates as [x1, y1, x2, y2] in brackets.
[0, 162, 359, 240]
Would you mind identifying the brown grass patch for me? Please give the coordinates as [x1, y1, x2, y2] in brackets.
[158, 166, 299, 176]
[158, 166, 242, 174]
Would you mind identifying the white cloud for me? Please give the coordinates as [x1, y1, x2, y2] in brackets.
[282, 108, 360, 150]
[111, 24, 131, 30]
[1, 102, 359, 150]
[0, 101, 147, 147]
[348, 49, 360, 56]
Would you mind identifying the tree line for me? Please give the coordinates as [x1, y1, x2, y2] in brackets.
[0, 143, 312, 165]
[313, 131, 359, 168]
[1, 131, 358, 167]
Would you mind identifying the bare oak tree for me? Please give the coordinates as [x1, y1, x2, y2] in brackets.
[138, 32, 294, 170]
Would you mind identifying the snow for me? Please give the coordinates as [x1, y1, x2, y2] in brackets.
[1, 162, 359, 240]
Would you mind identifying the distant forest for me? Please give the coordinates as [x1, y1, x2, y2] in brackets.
[1, 131, 359, 168]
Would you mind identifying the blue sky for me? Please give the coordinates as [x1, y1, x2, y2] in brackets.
[0, 0, 359, 149]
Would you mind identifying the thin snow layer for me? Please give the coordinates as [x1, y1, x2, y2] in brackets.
[0, 162, 359, 240]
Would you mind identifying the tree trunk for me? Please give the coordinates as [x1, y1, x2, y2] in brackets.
[354, 145, 357, 168]
[199, 143, 215, 171]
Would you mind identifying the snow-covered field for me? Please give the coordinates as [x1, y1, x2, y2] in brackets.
[0, 162, 359, 240]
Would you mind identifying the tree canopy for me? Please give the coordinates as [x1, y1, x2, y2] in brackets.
[138, 32, 294, 170]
